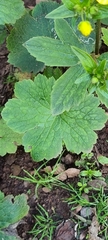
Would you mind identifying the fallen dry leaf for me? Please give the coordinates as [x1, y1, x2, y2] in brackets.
[53, 163, 65, 175]
[65, 168, 80, 178]
[55, 219, 75, 240]
[43, 166, 52, 173]
[88, 208, 103, 240]
[42, 187, 51, 193]
[62, 154, 74, 165]
[88, 179, 107, 189]
[56, 172, 67, 181]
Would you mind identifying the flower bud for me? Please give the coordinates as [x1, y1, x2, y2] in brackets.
[91, 77, 99, 84]
[78, 21, 93, 37]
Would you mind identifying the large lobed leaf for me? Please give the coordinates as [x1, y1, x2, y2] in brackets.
[2, 75, 107, 161]
[0, 0, 25, 25]
[0, 191, 29, 229]
[0, 119, 22, 156]
[7, 2, 59, 73]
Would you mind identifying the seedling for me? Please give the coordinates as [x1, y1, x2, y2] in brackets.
[75, 152, 94, 168]
[92, 188, 108, 239]
[57, 181, 93, 210]
[80, 169, 102, 179]
[29, 204, 58, 240]
[77, 178, 90, 194]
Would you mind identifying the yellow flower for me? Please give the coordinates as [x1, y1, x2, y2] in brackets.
[78, 21, 93, 37]
[96, 0, 108, 4]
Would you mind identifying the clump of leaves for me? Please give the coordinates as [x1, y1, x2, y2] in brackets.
[1, 0, 108, 162]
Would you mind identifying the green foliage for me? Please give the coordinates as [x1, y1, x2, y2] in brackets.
[0, 191, 29, 239]
[24, 36, 78, 67]
[77, 178, 90, 194]
[43, 66, 62, 79]
[2, 74, 107, 161]
[1, 0, 108, 161]
[80, 169, 102, 179]
[30, 204, 58, 240]
[102, 28, 108, 46]
[0, 25, 7, 45]
[7, 2, 59, 73]
[0, 119, 22, 156]
[59, 181, 108, 238]
[46, 5, 75, 19]
[51, 66, 90, 115]
[71, 46, 97, 73]
[98, 155, 108, 165]
[92, 188, 108, 238]
[94, 5, 108, 19]
[24, 18, 94, 68]
[13, 167, 59, 197]
[0, 0, 25, 25]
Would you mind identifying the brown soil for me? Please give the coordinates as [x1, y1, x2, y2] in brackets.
[0, 1, 108, 240]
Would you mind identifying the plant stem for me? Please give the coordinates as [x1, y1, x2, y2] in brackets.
[95, 20, 101, 55]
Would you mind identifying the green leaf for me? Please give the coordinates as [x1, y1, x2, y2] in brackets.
[0, 231, 18, 240]
[102, 28, 108, 46]
[0, 0, 25, 25]
[98, 52, 108, 69]
[0, 192, 29, 229]
[98, 155, 108, 165]
[2, 75, 107, 161]
[101, 18, 108, 25]
[2, 75, 55, 133]
[0, 25, 7, 45]
[54, 19, 84, 49]
[96, 85, 108, 108]
[61, 0, 75, 10]
[46, 5, 75, 19]
[94, 5, 108, 20]
[71, 46, 97, 73]
[51, 66, 90, 115]
[0, 119, 22, 156]
[24, 36, 78, 67]
[54, 18, 95, 54]
[7, 2, 59, 73]
[61, 96, 107, 154]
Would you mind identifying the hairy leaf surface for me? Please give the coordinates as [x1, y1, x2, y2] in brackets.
[0, 231, 18, 240]
[0, 192, 29, 229]
[2, 75, 107, 161]
[102, 28, 108, 46]
[51, 66, 90, 115]
[71, 46, 97, 73]
[7, 2, 59, 73]
[54, 19, 92, 52]
[0, 119, 22, 156]
[24, 36, 78, 67]
[46, 5, 75, 19]
[0, 0, 25, 25]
